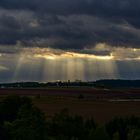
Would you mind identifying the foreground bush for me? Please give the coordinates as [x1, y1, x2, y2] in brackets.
[0, 96, 47, 140]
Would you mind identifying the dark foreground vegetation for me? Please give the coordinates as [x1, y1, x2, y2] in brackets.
[0, 95, 140, 140]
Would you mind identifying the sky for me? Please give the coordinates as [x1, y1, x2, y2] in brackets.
[0, 0, 140, 82]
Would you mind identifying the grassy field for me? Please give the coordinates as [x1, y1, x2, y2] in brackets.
[1, 88, 140, 122]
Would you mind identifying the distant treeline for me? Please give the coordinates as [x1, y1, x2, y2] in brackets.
[0, 80, 140, 88]
[94, 80, 140, 88]
[0, 81, 94, 88]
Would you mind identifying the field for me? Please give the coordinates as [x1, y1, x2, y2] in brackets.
[0, 88, 140, 122]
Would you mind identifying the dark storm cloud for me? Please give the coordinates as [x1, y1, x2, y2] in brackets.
[0, 13, 22, 45]
[0, 0, 140, 17]
[0, 15, 20, 29]
[0, 0, 140, 52]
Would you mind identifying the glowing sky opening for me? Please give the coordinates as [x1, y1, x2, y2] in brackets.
[34, 51, 114, 60]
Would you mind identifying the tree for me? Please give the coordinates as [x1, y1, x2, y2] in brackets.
[0, 95, 32, 124]
[112, 132, 120, 140]
[0, 125, 9, 140]
[128, 128, 140, 140]
[89, 125, 110, 140]
[9, 104, 48, 140]
[48, 109, 86, 140]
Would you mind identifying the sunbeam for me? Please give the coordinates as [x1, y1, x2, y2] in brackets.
[7, 46, 140, 82]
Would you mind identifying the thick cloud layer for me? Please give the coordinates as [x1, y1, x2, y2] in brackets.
[0, 0, 139, 52]
[0, 11, 139, 52]
[0, 0, 140, 17]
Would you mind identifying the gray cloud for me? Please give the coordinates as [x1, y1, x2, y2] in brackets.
[0, 0, 140, 17]
[0, 0, 139, 52]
